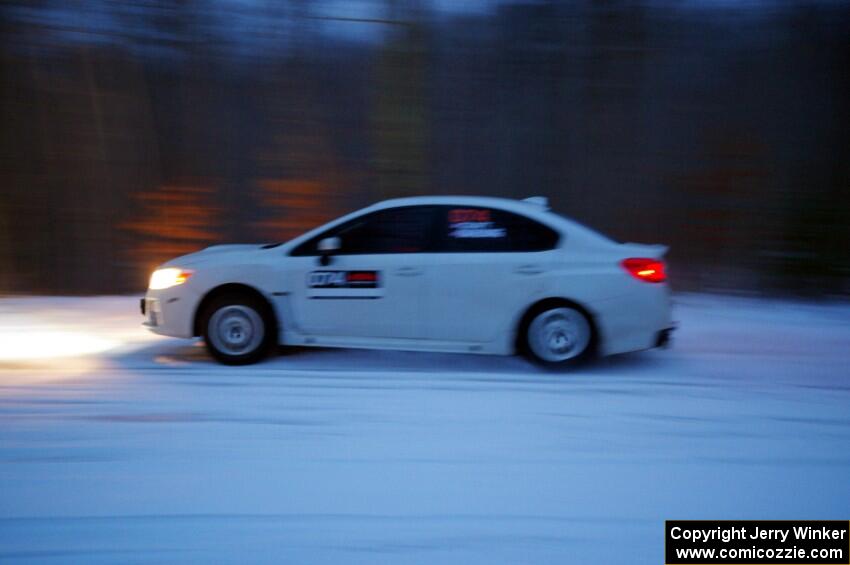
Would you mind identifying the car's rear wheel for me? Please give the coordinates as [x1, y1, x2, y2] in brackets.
[524, 306, 594, 368]
[201, 293, 275, 365]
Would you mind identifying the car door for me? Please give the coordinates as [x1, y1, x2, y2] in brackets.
[284, 206, 436, 340]
[424, 205, 561, 343]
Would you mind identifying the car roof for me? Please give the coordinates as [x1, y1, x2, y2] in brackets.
[280, 195, 618, 252]
[370, 195, 549, 215]
[368, 195, 617, 248]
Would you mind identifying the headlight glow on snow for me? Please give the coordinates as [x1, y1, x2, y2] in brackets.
[0, 330, 118, 361]
[149, 268, 193, 290]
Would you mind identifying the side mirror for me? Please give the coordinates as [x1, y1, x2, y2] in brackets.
[318, 237, 341, 253]
[318, 237, 340, 266]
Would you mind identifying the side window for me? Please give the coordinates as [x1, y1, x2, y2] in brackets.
[436, 206, 559, 252]
[291, 206, 435, 256]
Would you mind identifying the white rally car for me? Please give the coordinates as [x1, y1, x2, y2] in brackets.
[142, 196, 674, 367]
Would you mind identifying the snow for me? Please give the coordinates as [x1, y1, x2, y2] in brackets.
[1, 294, 849, 563]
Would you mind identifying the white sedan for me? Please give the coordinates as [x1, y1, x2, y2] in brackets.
[142, 196, 674, 367]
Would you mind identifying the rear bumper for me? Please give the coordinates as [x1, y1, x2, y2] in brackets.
[655, 324, 677, 348]
[591, 285, 674, 356]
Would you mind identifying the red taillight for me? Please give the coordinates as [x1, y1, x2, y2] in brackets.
[621, 258, 667, 283]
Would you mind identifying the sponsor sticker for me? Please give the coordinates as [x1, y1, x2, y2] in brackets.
[448, 208, 506, 239]
[308, 271, 380, 289]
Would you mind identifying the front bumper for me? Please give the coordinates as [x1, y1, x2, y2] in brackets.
[140, 290, 198, 338]
[141, 296, 163, 329]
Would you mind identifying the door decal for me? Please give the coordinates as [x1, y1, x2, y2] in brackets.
[307, 270, 380, 289]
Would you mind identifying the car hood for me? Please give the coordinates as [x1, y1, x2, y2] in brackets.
[165, 244, 268, 267]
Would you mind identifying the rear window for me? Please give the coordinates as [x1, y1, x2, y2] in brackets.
[549, 211, 621, 244]
[434, 206, 559, 252]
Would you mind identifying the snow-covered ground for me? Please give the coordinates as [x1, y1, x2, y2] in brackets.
[1, 294, 849, 564]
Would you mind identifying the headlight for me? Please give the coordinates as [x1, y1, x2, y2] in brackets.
[149, 267, 193, 290]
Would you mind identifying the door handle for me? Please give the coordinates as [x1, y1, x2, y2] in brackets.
[395, 266, 424, 277]
[515, 265, 544, 275]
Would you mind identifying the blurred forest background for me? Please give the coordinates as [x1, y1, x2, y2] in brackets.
[1, 0, 848, 296]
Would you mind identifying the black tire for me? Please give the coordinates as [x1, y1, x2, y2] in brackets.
[522, 305, 595, 369]
[200, 292, 276, 365]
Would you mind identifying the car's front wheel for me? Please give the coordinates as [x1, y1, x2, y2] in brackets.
[524, 306, 594, 368]
[201, 293, 275, 365]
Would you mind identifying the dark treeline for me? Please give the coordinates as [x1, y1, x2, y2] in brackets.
[1, 1, 848, 296]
